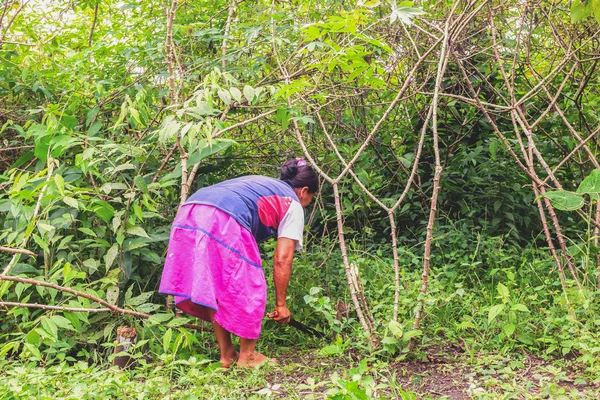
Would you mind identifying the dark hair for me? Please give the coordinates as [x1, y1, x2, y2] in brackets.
[280, 158, 319, 194]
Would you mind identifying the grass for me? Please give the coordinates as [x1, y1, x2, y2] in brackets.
[1, 337, 599, 399]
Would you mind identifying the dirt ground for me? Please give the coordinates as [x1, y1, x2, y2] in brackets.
[263, 344, 600, 399]
[391, 351, 599, 399]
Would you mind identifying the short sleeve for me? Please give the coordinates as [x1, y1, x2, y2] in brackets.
[277, 201, 305, 250]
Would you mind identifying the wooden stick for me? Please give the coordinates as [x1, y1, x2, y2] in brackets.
[165, 0, 178, 105]
[413, 1, 455, 332]
[212, 109, 277, 139]
[0, 302, 110, 313]
[88, 1, 99, 47]
[332, 183, 374, 338]
[0, 145, 34, 152]
[221, 0, 237, 71]
[151, 143, 178, 184]
[0, 275, 208, 331]
[0, 275, 146, 316]
[0, 246, 37, 257]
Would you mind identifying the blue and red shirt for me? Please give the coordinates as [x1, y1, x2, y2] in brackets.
[185, 175, 305, 248]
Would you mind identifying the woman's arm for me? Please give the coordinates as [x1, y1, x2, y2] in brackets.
[268, 237, 296, 324]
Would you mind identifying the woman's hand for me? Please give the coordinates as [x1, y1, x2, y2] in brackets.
[267, 305, 291, 324]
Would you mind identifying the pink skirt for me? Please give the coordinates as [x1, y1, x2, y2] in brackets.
[159, 204, 266, 339]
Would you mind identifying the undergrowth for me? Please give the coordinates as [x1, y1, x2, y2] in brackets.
[2, 225, 600, 399]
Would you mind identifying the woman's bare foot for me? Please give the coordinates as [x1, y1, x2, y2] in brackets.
[219, 350, 239, 368]
[236, 351, 277, 368]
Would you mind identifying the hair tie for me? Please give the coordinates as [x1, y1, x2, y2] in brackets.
[296, 157, 307, 167]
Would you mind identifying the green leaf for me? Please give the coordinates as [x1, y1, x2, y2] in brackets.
[63, 196, 79, 209]
[159, 117, 180, 143]
[167, 317, 191, 327]
[126, 291, 153, 307]
[593, 0, 600, 23]
[91, 200, 115, 223]
[133, 204, 144, 221]
[126, 225, 150, 238]
[541, 190, 585, 211]
[0, 282, 11, 300]
[86, 107, 100, 127]
[23, 343, 42, 360]
[163, 328, 173, 354]
[189, 139, 235, 166]
[111, 163, 135, 174]
[32, 234, 50, 253]
[217, 89, 231, 105]
[276, 108, 291, 130]
[496, 282, 509, 299]
[319, 344, 342, 356]
[89, 121, 102, 136]
[83, 259, 100, 275]
[51, 315, 76, 331]
[229, 87, 242, 103]
[78, 227, 97, 237]
[402, 329, 422, 340]
[388, 320, 403, 338]
[100, 182, 128, 194]
[291, 115, 315, 126]
[54, 174, 65, 195]
[390, 4, 426, 26]
[191, 101, 214, 116]
[381, 336, 399, 345]
[25, 329, 41, 346]
[503, 323, 516, 336]
[147, 313, 173, 325]
[488, 304, 504, 324]
[134, 176, 148, 194]
[489, 141, 499, 160]
[303, 294, 314, 303]
[136, 303, 161, 313]
[105, 244, 119, 269]
[361, 0, 381, 8]
[111, 212, 123, 233]
[106, 285, 119, 305]
[15, 282, 27, 299]
[0, 342, 20, 358]
[511, 304, 530, 313]
[577, 169, 600, 200]
[41, 317, 58, 339]
[571, 0, 591, 23]
[50, 135, 80, 158]
[34, 135, 51, 162]
[243, 85, 255, 103]
[38, 223, 56, 235]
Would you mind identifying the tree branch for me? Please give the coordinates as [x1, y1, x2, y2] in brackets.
[88, 1, 99, 47]
[0, 275, 208, 331]
[0, 246, 37, 257]
[0, 302, 110, 313]
[221, 0, 237, 71]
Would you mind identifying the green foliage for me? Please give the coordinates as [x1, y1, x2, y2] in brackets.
[571, 0, 600, 24]
[542, 169, 600, 210]
[1, 2, 600, 396]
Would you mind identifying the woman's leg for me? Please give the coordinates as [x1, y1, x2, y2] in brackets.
[207, 308, 238, 367]
[237, 338, 272, 367]
[204, 306, 273, 368]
